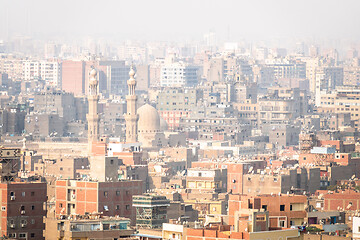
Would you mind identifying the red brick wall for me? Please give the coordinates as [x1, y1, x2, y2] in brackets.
[324, 191, 360, 211]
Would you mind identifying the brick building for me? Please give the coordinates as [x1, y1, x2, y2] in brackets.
[55, 179, 142, 223]
[0, 182, 47, 240]
[191, 160, 266, 194]
[228, 194, 307, 228]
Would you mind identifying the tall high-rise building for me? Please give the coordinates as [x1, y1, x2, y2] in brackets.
[160, 62, 199, 87]
[98, 61, 130, 96]
[87, 69, 100, 152]
[23, 60, 61, 87]
[136, 65, 150, 91]
[61, 60, 86, 95]
[125, 67, 138, 143]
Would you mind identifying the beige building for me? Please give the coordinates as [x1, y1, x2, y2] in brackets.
[186, 168, 227, 193]
[249, 229, 300, 240]
[45, 215, 134, 240]
[344, 65, 360, 86]
[243, 167, 320, 195]
[303, 57, 321, 94]
[258, 98, 298, 126]
[163, 223, 185, 240]
[316, 86, 360, 128]
[184, 198, 227, 220]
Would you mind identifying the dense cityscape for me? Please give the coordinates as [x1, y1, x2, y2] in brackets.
[0, 1, 360, 240]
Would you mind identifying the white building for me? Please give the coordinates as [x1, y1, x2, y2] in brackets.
[353, 216, 360, 240]
[107, 142, 141, 156]
[160, 62, 199, 87]
[23, 60, 61, 86]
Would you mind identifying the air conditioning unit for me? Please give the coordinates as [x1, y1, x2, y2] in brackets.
[20, 210, 25, 215]
[10, 224, 15, 229]
[10, 196, 15, 201]
[21, 223, 26, 228]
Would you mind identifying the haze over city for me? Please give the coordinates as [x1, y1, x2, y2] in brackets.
[1, 0, 360, 42]
[0, 1, 360, 240]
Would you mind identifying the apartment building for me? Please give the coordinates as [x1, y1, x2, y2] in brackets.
[55, 179, 142, 223]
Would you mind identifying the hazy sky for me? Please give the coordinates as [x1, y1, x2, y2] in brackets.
[1, 0, 360, 42]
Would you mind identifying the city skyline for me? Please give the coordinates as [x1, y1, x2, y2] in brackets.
[1, 1, 360, 239]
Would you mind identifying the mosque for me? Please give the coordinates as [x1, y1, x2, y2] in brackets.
[87, 67, 185, 155]
[125, 66, 182, 150]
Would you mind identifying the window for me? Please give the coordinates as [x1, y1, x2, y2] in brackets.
[1, 206, 6, 211]
[126, 205, 130, 210]
[60, 167, 63, 171]
[31, 219, 35, 224]
[19, 233, 27, 238]
[8, 233, 16, 238]
[280, 205, 285, 211]
[290, 220, 293, 226]
[279, 220, 285, 227]
[22, 192, 25, 197]
[104, 191, 108, 197]
[262, 205, 267, 211]
[116, 191, 120, 196]
[30, 233, 35, 238]
[31, 205, 35, 210]
[31, 192, 35, 196]
[116, 205, 120, 210]
[59, 203, 63, 208]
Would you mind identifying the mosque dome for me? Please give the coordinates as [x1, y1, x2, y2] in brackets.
[137, 104, 160, 133]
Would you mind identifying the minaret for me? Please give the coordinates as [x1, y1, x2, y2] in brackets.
[125, 66, 138, 143]
[87, 68, 100, 152]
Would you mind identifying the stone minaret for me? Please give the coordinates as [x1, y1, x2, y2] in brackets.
[125, 67, 138, 143]
[87, 68, 100, 152]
